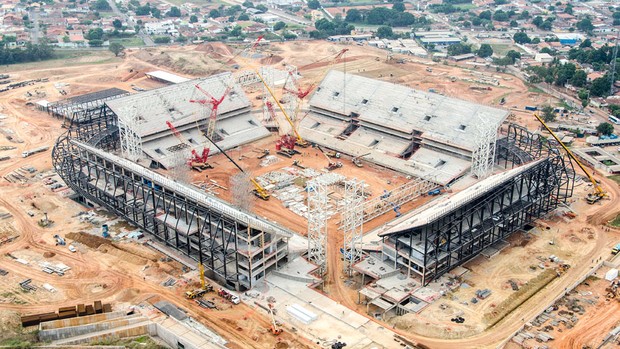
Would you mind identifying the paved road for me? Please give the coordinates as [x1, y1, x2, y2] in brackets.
[106, 0, 154, 46]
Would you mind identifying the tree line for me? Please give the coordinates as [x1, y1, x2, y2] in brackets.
[0, 42, 54, 65]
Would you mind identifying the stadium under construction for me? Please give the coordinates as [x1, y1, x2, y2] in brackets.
[50, 70, 575, 291]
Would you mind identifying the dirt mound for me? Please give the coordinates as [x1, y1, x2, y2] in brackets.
[66, 232, 109, 249]
[98, 244, 147, 265]
[261, 55, 283, 65]
[115, 242, 160, 261]
[43, 251, 55, 258]
[115, 288, 141, 302]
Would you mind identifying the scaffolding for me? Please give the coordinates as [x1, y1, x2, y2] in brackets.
[307, 178, 328, 276]
[471, 113, 498, 179]
[282, 65, 299, 121]
[357, 176, 437, 224]
[117, 106, 142, 162]
[342, 179, 364, 275]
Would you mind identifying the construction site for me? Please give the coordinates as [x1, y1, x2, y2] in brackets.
[1, 40, 620, 349]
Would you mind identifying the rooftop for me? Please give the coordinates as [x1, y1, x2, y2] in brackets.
[107, 73, 250, 139]
[308, 70, 508, 151]
[378, 159, 544, 236]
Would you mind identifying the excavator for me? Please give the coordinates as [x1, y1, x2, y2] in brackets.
[533, 112, 606, 204]
[203, 133, 270, 200]
[317, 145, 343, 171]
[352, 153, 371, 167]
[268, 303, 283, 335]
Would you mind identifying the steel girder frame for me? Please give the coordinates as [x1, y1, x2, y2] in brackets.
[52, 135, 245, 290]
[497, 123, 574, 200]
[388, 158, 564, 285]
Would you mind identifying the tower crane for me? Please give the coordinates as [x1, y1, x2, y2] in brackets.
[317, 145, 343, 171]
[532, 112, 606, 204]
[189, 83, 231, 141]
[234, 36, 310, 149]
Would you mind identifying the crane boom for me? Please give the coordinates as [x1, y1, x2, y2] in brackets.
[255, 69, 308, 146]
[532, 112, 605, 202]
[203, 133, 270, 200]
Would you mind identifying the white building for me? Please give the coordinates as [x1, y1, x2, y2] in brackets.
[144, 20, 178, 36]
[534, 53, 554, 63]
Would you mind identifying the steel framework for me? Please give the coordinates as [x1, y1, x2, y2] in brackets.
[52, 112, 291, 291]
[307, 179, 328, 276]
[471, 113, 499, 179]
[381, 123, 575, 285]
[47, 88, 129, 124]
[342, 179, 364, 275]
[117, 105, 142, 162]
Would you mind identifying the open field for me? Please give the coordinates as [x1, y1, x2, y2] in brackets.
[0, 40, 619, 349]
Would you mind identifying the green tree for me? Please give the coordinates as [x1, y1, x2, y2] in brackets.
[493, 10, 508, 22]
[579, 38, 591, 48]
[86, 28, 104, 40]
[376, 26, 393, 39]
[255, 4, 268, 12]
[506, 50, 521, 63]
[113, 19, 122, 29]
[230, 25, 243, 37]
[447, 43, 471, 56]
[190, 15, 198, 23]
[346, 9, 361, 22]
[569, 70, 587, 87]
[597, 122, 614, 136]
[94, 0, 111, 11]
[273, 21, 286, 30]
[151, 8, 161, 18]
[576, 18, 594, 33]
[479, 10, 492, 20]
[477, 44, 493, 58]
[392, 2, 405, 12]
[307, 0, 320, 9]
[108, 42, 125, 56]
[62, 35, 70, 43]
[541, 105, 557, 122]
[242, 1, 253, 7]
[590, 75, 611, 97]
[513, 31, 531, 44]
[88, 39, 103, 47]
[238, 14, 249, 20]
[510, 20, 518, 27]
[209, 9, 221, 18]
[154, 36, 171, 43]
[167, 6, 181, 17]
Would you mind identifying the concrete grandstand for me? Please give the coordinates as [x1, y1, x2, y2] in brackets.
[300, 70, 509, 185]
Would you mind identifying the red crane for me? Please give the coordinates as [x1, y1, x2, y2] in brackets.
[189, 83, 231, 140]
[166, 120, 210, 166]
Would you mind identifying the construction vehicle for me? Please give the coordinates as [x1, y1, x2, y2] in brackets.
[275, 134, 300, 157]
[428, 188, 442, 196]
[317, 146, 342, 171]
[166, 121, 212, 170]
[186, 260, 214, 299]
[612, 243, 620, 255]
[292, 159, 306, 169]
[267, 303, 283, 335]
[53, 234, 65, 246]
[533, 112, 606, 204]
[189, 83, 231, 141]
[257, 149, 270, 159]
[218, 288, 240, 304]
[352, 153, 370, 167]
[185, 287, 211, 299]
[102, 224, 110, 238]
[204, 133, 270, 200]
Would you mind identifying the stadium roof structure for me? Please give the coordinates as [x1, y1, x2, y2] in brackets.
[378, 159, 544, 236]
[107, 72, 250, 140]
[308, 70, 508, 151]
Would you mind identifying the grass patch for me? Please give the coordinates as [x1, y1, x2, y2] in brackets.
[610, 213, 620, 227]
[91, 336, 167, 349]
[483, 269, 557, 327]
[454, 3, 476, 10]
[110, 36, 145, 47]
[527, 85, 545, 94]
[607, 174, 620, 185]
